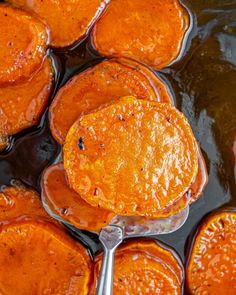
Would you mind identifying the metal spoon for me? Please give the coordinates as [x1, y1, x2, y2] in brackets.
[96, 207, 189, 295]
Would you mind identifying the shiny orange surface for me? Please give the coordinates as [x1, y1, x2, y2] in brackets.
[189, 146, 208, 204]
[50, 58, 172, 144]
[0, 4, 48, 84]
[0, 185, 92, 294]
[92, 240, 184, 294]
[91, 0, 189, 69]
[0, 185, 50, 221]
[42, 163, 115, 232]
[8, 0, 108, 47]
[64, 97, 198, 217]
[149, 148, 208, 217]
[0, 218, 92, 294]
[0, 57, 54, 150]
[186, 211, 236, 294]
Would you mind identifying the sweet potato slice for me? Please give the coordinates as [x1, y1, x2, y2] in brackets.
[0, 4, 48, 85]
[7, 0, 108, 47]
[50, 58, 171, 144]
[0, 185, 50, 222]
[189, 146, 208, 204]
[0, 57, 54, 150]
[0, 218, 92, 294]
[92, 240, 184, 294]
[42, 163, 115, 232]
[64, 97, 198, 217]
[186, 211, 236, 295]
[149, 148, 208, 217]
[91, 0, 190, 69]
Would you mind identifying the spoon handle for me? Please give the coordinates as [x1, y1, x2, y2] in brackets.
[96, 225, 124, 295]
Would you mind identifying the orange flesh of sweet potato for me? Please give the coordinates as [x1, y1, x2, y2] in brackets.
[91, 0, 190, 69]
[92, 240, 184, 294]
[42, 163, 115, 232]
[147, 147, 208, 217]
[41, 149, 207, 224]
[186, 211, 236, 295]
[0, 4, 48, 85]
[0, 185, 92, 294]
[7, 0, 108, 47]
[189, 146, 208, 204]
[0, 185, 51, 221]
[50, 58, 172, 144]
[0, 57, 54, 148]
[64, 97, 198, 217]
[0, 218, 92, 295]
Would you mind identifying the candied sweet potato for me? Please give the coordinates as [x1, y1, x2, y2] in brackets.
[186, 210, 236, 295]
[0, 185, 50, 221]
[7, 0, 108, 47]
[64, 97, 198, 217]
[189, 146, 208, 204]
[148, 147, 208, 217]
[0, 57, 54, 149]
[91, 0, 190, 69]
[92, 240, 184, 294]
[0, 218, 92, 294]
[0, 4, 48, 85]
[42, 163, 115, 232]
[50, 58, 171, 144]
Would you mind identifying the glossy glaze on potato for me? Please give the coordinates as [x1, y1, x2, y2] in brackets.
[7, 0, 109, 47]
[91, 0, 189, 69]
[186, 211, 236, 295]
[0, 185, 92, 294]
[50, 58, 172, 144]
[92, 240, 184, 294]
[64, 97, 198, 217]
[0, 57, 54, 150]
[0, 4, 48, 84]
[42, 163, 114, 232]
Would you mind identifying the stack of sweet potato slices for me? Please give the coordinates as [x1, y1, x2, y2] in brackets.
[43, 57, 208, 230]
[62, 96, 201, 218]
[0, 4, 54, 151]
[49, 58, 172, 145]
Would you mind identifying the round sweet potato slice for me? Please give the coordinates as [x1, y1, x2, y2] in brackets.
[50, 58, 172, 144]
[0, 185, 50, 222]
[0, 4, 48, 85]
[7, 0, 108, 47]
[91, 0, 190, 69]
[0, 57, 54, 150]
[186, 210, 236, 295]
[64, 96, 198, 217]
[42, 163, 115, 232]
[92, 240, 184, 294]
[0, 218, 92, 294]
